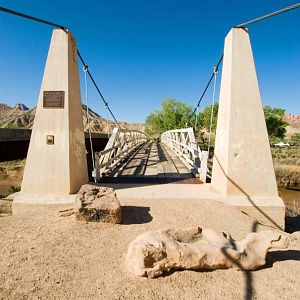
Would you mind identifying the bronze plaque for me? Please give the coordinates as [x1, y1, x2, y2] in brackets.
[43, 91, 65, 108]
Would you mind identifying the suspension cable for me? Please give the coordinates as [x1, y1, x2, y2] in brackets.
[83, 66, 96, 182]
[1, 3, 300, 127]
[207, 67, 218, 160]
[191, 54, 223, 118]
[105, 104, 110, 138]
[76, 51, 121, 128]
[236, 3, 300, 28]
[0, 5, 121, 128]
[0, 6, 67, 30]
[194, 106, 199, 129]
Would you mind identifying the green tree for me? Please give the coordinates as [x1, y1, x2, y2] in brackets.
[263, 105, 287, 140]
[197, 103, 219, 132]
[145, 98, 194, 138]
[290, 133, 300, 146]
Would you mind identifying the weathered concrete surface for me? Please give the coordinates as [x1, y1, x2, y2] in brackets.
[125, 227, 289, 278]
[20, 29, 88, 200]
[99, 183, 285, 229]
[211, 28, 284, 228]
[74, 184, 121, 223]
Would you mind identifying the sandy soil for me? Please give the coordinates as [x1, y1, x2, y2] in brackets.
[0, 197, 299, 300]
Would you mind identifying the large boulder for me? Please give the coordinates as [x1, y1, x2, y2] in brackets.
[125, 227, 289, 278]
[75, 184, 121, 223]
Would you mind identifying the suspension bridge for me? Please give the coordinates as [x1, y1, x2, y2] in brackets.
[93, 127, 206, 183]
[1, 3, 300, 230]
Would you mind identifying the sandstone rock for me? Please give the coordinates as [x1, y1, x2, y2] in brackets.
[125, 227, 289, 278]
[75, 185, 121, 223]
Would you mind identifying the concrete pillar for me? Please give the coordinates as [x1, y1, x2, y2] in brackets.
[20, 29, 88, 199]
[211, 28, 285, 229]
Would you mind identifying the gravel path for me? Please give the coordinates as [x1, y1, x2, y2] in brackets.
[0, 197, 299, 300]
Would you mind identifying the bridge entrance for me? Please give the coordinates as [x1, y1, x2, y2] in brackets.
[99, 141, 196, 183]
[94, 128, 206, 184]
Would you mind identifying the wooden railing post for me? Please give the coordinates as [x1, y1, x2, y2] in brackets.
[94, 152, 100, 182]
[200, 150, 208, 183]
[161, 127, 203, 178]
[94, 127, 147, 179]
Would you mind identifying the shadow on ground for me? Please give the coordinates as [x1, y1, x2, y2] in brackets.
[122, 206, 153, 224]
[266, 250, 300, 267]
[285, 216, 300, 233]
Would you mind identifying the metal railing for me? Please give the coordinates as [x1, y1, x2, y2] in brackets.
[94, 127, 147, 181]
[161, 127, 208, 182]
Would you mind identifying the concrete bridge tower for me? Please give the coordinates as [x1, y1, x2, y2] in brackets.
[211, 27, 285, 229]
[16, 29, 88, 204]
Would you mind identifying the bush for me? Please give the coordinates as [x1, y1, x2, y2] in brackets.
[9, 185, 21, 193]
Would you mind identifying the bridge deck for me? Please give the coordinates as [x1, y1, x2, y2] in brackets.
[105, 142, 196, 183]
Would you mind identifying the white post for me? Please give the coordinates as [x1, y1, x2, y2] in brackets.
[200, 150, 208, 183]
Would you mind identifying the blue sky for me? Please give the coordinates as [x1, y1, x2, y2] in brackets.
[0, 0, 299, 123]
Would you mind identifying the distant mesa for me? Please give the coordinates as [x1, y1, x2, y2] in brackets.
[0, 102, 145, 133]
[284, 113, 300, 129]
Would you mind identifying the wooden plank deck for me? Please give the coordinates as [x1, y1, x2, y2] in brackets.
[106, 142, 196, 183]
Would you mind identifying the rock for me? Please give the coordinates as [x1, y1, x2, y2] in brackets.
[74, 184, 121, 223]
[125, 227, 289, 278]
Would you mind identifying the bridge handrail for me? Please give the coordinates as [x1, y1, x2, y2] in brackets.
[94, 127, 147, 181]
[161, 127, 208, 182]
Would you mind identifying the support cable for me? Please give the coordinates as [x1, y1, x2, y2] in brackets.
[235, 3, 300, 28]
[1, 3, 300, 128]
[83, 66, 96, 182]
[76, 51, 121, 128]
[0, 6, 67, 30]
[207, 67, 218, 160]
[191, 54, 223, 118]
[105, 103, 110, 139]
[194, 106, 199, 129]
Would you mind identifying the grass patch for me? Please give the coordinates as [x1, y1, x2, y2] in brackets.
[285, 201, 300, 217]
[9, 184, 21, 193]
[271, 147, 300, 187]
[0, 159, 25, 181]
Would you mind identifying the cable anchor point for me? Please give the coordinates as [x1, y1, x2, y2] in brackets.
[83, 65, 88, 73]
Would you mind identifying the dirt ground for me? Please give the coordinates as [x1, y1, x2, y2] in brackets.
[0, 197, 299, 300]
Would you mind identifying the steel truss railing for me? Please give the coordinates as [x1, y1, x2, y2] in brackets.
[161, 128, 208, 182]
[94, 127, 147, 181]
